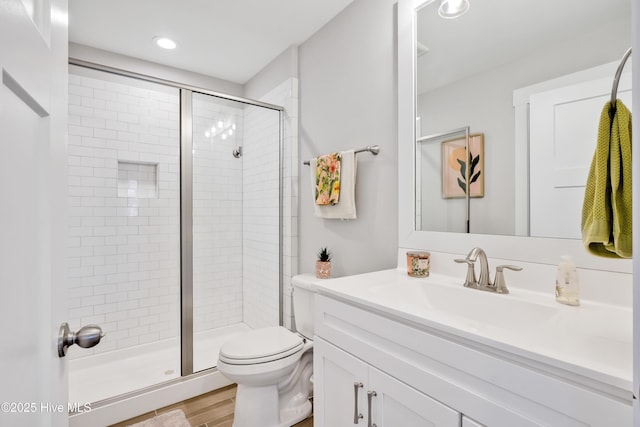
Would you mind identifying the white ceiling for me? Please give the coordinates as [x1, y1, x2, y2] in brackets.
[416, 0, 631, 94]
[69, 0, 355, 84]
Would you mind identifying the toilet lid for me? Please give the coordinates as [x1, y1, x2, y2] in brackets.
[219, 326, 304, 365]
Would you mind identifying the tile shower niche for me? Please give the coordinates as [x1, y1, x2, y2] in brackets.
[117, 161, 159, 199]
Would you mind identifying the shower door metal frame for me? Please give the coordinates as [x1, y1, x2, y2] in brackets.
[68, 58, 286, 378]
[180, 89, 195, 376]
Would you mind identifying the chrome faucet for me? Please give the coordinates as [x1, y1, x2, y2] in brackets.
[466, 247, 491, 287]
[454, 247, 522, 294]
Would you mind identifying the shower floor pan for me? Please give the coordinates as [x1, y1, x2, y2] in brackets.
[68, 323, 251, 405]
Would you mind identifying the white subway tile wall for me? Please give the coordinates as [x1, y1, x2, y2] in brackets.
[68, 68, 181, 357]
[256, 78, 299, 330]
[192, 93, 245, 333]
[242, 105, 280, 329]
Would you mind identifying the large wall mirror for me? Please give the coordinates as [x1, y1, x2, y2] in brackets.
[414, 0, 630, 237]
[398, 0, 633, 272]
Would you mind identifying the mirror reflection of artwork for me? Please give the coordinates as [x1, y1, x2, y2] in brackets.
[442, 133, 484, 198]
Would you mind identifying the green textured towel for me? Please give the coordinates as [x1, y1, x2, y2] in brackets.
[581, 99, 632, 258]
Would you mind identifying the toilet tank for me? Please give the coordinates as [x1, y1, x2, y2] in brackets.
[292, 274, 318, 339]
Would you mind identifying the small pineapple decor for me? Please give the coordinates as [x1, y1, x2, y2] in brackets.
[316, 247, 332, 279]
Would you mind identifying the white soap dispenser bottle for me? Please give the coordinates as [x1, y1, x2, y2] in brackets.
[555, 255, 580, 306]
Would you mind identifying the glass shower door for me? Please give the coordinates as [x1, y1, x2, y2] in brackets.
[67, 66, 284, 406]
[191, 92, 281, 372]
[67, 66, 182, 403]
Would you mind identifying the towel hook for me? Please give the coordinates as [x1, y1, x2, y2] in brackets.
[611, 47, 632, 106]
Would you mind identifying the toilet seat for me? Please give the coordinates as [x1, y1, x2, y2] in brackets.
[219, 326, 304, 365]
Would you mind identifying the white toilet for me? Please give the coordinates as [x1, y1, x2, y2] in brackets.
[217, 274, 317, 427]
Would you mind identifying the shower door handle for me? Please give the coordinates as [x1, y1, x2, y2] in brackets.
[58, 322, 105, 357]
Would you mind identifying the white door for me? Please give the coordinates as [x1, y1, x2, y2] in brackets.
[368, 366, 460, 427]
[529, 71, 631, 239]
[0, 0, 68, 426]
[314, 338, 369, 426]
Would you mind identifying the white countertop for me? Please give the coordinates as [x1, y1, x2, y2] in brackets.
[311, 268, 633, 394]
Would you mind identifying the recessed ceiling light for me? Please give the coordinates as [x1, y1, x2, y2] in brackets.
[438, 0, 470, 19]
[154, 37, 177, 50]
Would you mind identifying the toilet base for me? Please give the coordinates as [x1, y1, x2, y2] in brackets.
[232, 383, 312, 427]
[279, 400, 312, 427]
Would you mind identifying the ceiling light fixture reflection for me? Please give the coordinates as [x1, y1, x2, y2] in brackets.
[154, 37, 177, 50]
[205, 120, 237, 140]
[438, 0, 469, 19]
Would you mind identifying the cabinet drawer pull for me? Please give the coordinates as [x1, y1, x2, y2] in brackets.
[367, 390, 377, 427]
[354, 382, 364, 424]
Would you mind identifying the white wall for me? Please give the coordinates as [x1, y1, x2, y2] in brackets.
[298, 0, 399, 278]
[244, 46, 299, 99]
[69, 43, 244, 97]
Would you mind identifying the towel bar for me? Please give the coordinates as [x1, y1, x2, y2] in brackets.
[611, 47, 632, 105]
[303, 145, 380, 165]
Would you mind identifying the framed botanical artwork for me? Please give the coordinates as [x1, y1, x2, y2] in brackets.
[441, 133, 484, 198]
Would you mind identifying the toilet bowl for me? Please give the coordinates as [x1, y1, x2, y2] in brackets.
[217, 274, 317, 427]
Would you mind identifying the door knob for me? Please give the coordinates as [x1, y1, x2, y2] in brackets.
[58, 322, 105, 357]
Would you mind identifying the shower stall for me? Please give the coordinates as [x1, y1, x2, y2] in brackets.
[66, 63, 284, 416]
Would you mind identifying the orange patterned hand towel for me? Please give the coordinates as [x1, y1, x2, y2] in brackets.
[315, 152, 342, 205]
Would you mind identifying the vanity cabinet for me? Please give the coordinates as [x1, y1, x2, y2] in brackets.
[313, 293, 632, 427]
[314, 337, 459, 426]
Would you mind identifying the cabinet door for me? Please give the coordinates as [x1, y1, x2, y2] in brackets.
[369, 366, 460, 427]
[462, 416, 485, 427]
[314, 338, 370, 426]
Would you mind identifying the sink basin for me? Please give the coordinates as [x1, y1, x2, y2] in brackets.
[368, 275, 561, 333]
[312, 268, 632, 391]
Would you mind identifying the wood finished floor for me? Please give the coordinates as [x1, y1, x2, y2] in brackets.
[108, 384, 313, 427]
